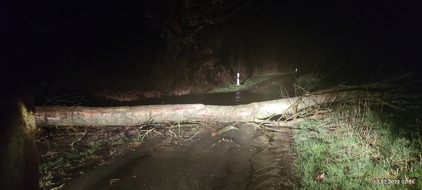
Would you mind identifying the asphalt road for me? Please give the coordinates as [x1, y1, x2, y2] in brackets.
[63, 123, 295, 190]
[61, 74, 297, 190]
[85, 73, 297, 107]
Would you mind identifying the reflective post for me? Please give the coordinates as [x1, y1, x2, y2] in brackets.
[237, 72, 240, 86]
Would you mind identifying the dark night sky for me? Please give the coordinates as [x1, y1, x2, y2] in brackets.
[231, 0, 421, 75]
[2, 0, 422, 95]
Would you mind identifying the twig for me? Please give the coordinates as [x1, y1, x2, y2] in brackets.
[193, 61, 210, 80]
[374, 97, 405, 111]
[185, 131, 200, 142]
[70, 127, 88, 147]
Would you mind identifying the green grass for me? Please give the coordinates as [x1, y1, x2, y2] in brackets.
[296, 72, 320, 85]
[39, 141, 104, 189]
[292, 107, 421, 189]
[211, 72, 286, 93]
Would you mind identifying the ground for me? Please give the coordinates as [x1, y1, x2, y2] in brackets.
[37, 72, 422, 189]
[38, 121, 296, 190]
[37, 73, 301, 189]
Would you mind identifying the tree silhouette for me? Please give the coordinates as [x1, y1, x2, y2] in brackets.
[143, 0, 253, 91]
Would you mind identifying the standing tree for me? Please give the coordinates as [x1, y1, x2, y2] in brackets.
[143, 0, 254, 91]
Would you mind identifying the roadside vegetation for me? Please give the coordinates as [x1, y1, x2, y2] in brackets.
[39, 141, 103, 189]
[37, 126, 147, 189]
[292, 106, 421, 189]
[291, 72, 421, 189]
[210, 72, 286, 93]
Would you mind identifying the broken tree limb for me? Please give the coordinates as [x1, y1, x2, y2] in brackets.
[35, 90, 382, 127]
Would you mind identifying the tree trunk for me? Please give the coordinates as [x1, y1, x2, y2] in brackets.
[1, 98, 39, 190]
[35, 90, 380, 127]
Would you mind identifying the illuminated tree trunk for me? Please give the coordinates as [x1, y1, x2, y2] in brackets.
[35, 90, 381, 127]
[0, 98, 39, 190]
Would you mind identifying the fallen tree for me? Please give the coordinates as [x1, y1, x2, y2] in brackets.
[35, 90, 382, 127]
[35, 72, 421, 127]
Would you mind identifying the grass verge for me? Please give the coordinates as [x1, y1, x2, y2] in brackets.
[210, 72, 286, 93]
[39, 141, 104, 189]
[292, 106, 421, 189]
[37, 126, 147, 189]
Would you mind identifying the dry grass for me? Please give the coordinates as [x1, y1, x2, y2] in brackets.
[93, 90, 143, 101]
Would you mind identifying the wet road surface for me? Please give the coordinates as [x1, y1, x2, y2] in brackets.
[62, 74, 297, 190]
[85, 73, 297, 106]
[63, 123, 295, 190]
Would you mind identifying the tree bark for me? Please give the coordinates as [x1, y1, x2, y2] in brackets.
[1, 98, 39, 190]
[35, 90, 380, 127]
